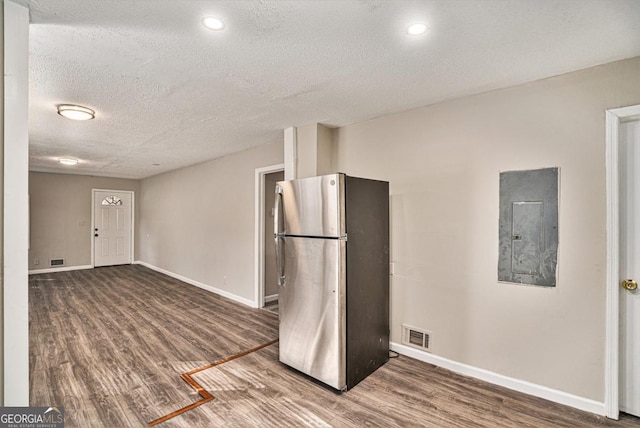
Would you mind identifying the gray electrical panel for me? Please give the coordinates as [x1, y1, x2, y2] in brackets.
[498, 167, 558, 286]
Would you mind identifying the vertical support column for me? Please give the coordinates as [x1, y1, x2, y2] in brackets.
[284, 127, 297, 181]
[315, 123, 333, 176]
[0, 0, 4, 406]
[3, 0, 29, 406]
[294, 123, 335, 179]
[295, 123, 317, 179]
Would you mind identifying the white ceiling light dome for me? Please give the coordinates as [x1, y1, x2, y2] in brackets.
[57, 104, 95, 121]
[406, 22, 429, 36]
[202, 16, 225, 31]
[58, 158, 79, 166]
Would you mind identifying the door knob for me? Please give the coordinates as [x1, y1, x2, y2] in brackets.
[94, 233, 99, 237]
[621, 279, 638, 291]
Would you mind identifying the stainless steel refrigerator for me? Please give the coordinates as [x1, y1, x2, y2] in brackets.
[274, 173, 389, 391]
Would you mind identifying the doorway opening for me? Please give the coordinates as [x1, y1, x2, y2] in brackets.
[255, 164, 285, 308]
[605, 104, 640, 419]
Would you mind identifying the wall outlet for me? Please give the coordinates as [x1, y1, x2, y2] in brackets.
[390, 262, 395, 275]
[34, 258, 39, 265]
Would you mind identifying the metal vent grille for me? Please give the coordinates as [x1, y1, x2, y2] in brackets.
[50, 258, 65, 266]
[402, 324, 431, 352]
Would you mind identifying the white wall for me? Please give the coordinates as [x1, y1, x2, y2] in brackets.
[333, 57, 640, 403]
[138, 141, 283, 305]
[3, 0, 29, 406]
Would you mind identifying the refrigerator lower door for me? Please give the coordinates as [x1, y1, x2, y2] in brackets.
[279, 236, 346, 390]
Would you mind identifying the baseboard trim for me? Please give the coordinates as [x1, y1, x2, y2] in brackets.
[265, 294, 278, 303]
[390, 342, 605, 416]
[28, 265, 93, 275]
[134, 261, 256, 308]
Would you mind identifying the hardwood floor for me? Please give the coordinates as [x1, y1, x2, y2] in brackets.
[29, 265, 639, 427]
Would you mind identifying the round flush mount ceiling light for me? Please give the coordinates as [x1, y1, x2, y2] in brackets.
[406, 22, 429, 36]
[57, 104, 95, 121]
[58, 158, 79, 166]
[202, 16, 225, 31]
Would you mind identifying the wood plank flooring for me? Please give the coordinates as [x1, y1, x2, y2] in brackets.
[29, 265, 639, 427]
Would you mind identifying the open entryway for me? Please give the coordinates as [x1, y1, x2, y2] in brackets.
[92, 189, 134, 267]
[255, 164, 285, 308]
[605, 104, 640, 419]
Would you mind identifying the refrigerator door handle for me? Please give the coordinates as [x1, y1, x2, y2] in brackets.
[274, 184, 285, 286]
[274, 184, 283, 235]
[275, 236, 285, 286]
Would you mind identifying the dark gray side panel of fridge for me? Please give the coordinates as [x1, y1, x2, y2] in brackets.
[344, 176, 390, 389]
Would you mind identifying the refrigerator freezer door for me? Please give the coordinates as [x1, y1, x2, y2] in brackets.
[279, 236, 346, 390]
[277, 174, 345, 238]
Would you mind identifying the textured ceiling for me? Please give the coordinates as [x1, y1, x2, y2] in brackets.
[15, 0, 640, 179]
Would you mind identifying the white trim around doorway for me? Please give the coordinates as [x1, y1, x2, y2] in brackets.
[254, 164, 285, 308]
[604, 103, 640, 420]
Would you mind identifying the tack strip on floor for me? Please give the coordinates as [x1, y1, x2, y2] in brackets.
[148, 338, 279, 426]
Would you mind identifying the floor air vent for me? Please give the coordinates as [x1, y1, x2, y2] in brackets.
[402, 324, 431, 351]
[50, 258, 65, 267]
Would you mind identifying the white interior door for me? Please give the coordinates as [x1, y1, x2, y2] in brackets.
[93, 190, 133, 267]
[619, 117, 640, 417]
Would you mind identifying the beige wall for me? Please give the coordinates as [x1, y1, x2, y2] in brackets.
[138, 141, 283, 303]
[332, 57, 640, 401]
[29, 172, 140, 271]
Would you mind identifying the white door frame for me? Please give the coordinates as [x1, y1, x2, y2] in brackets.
[605, 104, 640, 419]
[254, 164, 285, 308]
[91, 189, 135, 267]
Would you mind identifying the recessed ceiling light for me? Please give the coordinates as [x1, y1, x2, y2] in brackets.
[202, 16, 225, 31]
[406, 22, 429, 36]
[58, 158, 78, 166]
[57, 104, 95, 121]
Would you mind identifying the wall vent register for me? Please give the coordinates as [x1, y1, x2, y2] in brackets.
[50, 258, 65, 266]
[402, 324, 431, 352]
